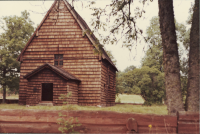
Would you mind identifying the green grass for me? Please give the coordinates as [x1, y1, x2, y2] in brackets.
[115, 94, 144, 103]
[6, 94, 19, 99]
[1, 94, 167, 115]
[0, 103, 168, 115]
[0, 94, 19, 99]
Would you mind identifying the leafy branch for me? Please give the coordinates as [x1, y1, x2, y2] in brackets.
[57, 91, 81, 134]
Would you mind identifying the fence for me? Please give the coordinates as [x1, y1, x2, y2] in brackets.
[0, 99, 18, 104]
[178, 111, 199, 134]
[0, 109, 198, 133]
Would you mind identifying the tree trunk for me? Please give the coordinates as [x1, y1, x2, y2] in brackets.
[186, 0, 199, 112]
[158, 0, 184, 115]
[2, 84, 6, 103]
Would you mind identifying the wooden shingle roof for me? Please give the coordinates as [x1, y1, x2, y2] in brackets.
[17, 0, 118, 71]
[24, 63, 81, 81]
[64, 0, 118, 71]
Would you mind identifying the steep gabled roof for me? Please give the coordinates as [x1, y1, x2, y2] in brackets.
[24, 63, 81, 81]
[63, 0, 118, 71]
[17, 0, 118, 71]
[17, 0, 57, 62]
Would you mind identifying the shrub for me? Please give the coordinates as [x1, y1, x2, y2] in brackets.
[57, 92, 81, 133]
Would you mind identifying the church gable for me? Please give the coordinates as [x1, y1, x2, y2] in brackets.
[18, 0, 117, 71]
[23, 0, 95, 61]
[18, 0, 103, 106]
[25, 68, 79, 106]
[19, 0, 100, 78]
[18, 0, 117, 106]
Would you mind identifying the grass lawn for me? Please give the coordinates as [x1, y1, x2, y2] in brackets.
[6, 94, 145, 103]
[1, 94, 167, 115]
[0, 103, 168, 115]
[115, 94, 144, 103]
[0, 94, 19, 99]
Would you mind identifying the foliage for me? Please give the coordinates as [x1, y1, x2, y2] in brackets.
[115, 15, 191, 106]
[0, 10, 34, 101]
[143, 16, 190, 104]
[0, 87, 18, 94]
[116, 66, 140, 95]
[105, 50, 117, 65]
[186, 2, 194, 25]
[142, 45, 163, 72]
[116, 66, 165, 105]
[146, 16, 162, 47]
[144, 16, 190, 73]
[88, 0, 152, 49]
[130, 66, 165, 105]
[57, 92, 81, 133]
[57, 112, 81, 134]
[87, 0, 197, 112]
[124, 65, 136, 73]
[116, 71, 125, 94]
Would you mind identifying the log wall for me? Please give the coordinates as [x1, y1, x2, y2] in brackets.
[0, 99, 18, 104]
[0, 109, 178, 133]
[19, 0, 102, 106]
[178, 111, 199, 134]
[100, 60, 116, 106]
[1, 109, 198, 133]
[26, 69, 78, 106]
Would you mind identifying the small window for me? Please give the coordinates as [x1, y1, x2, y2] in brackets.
[54, 54, 63, 66]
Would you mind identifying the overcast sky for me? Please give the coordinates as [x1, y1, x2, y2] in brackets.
[0, 0, 194, 71]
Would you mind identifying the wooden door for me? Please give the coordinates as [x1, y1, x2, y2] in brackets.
[42, 83, 53, 101]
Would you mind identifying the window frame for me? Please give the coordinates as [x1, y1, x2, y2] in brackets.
[54, 54, 63, 66]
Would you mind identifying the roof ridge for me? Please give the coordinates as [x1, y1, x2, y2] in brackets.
[17, 0, 117, 71]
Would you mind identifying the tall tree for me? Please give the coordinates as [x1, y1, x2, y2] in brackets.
[185, 0, 199, 112]
[144, 16, 191, 105]
[0, 10, 34, 103]
[158, 0, 184, 114]
[124, 65, 136, 73]
[83, 0, 197, 113]
[142, 45, 163, 72]
[116, 71, 125, 94]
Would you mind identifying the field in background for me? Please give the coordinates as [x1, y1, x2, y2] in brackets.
[0, 103, 168, 115]
[6, 94, 19, 99]
[115, 94, 144, 104]
[0, 94, 19, 99]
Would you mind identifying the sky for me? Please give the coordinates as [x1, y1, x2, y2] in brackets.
[0, 0, 194, 71]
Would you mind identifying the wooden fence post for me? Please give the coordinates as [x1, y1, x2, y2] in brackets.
[126, 118, 137, 133]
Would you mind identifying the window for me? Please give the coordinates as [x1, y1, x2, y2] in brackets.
[54, 54, 63, 66]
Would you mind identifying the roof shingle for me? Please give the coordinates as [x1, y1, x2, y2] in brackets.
[24, 63, 81, 82]
[64, 0, 118, 71]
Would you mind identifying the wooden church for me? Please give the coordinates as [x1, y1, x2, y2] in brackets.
[17, 0, 118, 106]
